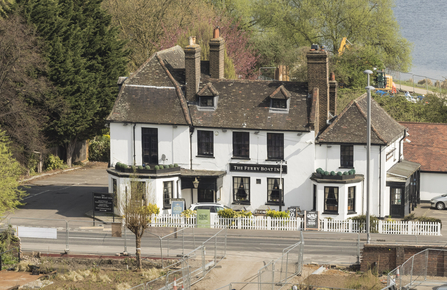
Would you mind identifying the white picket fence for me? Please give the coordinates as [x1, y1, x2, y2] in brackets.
[150, 214, 441, 236]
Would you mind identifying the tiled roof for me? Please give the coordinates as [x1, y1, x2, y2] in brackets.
[317, 94, 405, 145]
[190, 79, 309, 131]
[400, 122, 447, 172]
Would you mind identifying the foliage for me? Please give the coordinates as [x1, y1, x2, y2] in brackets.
[217, 208, 252, 218]
[0, 13, 61, 167]
[181, 209, 196, 218]
[330, 45, 385, 88]
[156, 3, 259, 79]
[22, 0, 129, 167]
[373, 93, 447, 123]
[266, 209, 289, 218]
[253, 0, 412, 73]
[337, 88, 367, 112]
[345, 270, 382, 289]
[403, 213, 442, 228]
[88, 135, 110, 162]
[0, 129, 26, 217]
[44, 154, 66, 171]
[348, 215, 379, 233]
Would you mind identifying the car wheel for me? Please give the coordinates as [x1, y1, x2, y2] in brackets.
[436, 202, 445, 210]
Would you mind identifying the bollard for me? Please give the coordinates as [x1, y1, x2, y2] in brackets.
[173, 277, 177, 290]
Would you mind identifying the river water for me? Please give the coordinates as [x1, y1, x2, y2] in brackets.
[393, 0, 447, 80]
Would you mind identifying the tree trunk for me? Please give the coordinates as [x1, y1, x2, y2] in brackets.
[66, 137, 78, 168]
[136, 233, 142, 270]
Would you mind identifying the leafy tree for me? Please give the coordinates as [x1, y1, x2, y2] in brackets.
[0, 13, 62, 168]
[123, 176, 159, 270]
[21, 0, 129, 167]
[0, 0, 14, 18]
[253, 0, 412, 73]
[0, 128, 26, 218]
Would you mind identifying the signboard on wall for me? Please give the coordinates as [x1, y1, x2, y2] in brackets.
[229, 163, 287, 174]
[197, 209, 210, 228]
[304, 211, 319, 230]
[171, 200, 184, 215]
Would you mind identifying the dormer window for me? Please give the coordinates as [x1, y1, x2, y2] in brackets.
[200, 96, 214, 107]
[269, 85, 290, 113]
[271, 98, 287, 109]
[197, 82, 219, 111]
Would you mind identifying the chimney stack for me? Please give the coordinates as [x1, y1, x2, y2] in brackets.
[329, 72, 337, 117]
[184, 36, 201, 101]
[307, 48, 329, 133]
[209, 27, 225, 79]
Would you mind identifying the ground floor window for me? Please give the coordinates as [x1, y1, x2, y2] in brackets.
[233, 177, 250, 203]
[267, 178, 284, 203]
[324, 187, 338, 213]
[163, 181, 173, 209]
[348, 186, 355, 213]
[391, 188, 402, 205]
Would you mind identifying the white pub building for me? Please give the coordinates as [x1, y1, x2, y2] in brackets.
[106, 29, 420, 220]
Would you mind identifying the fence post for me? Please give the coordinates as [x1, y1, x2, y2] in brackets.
[438, 222, 441, 236]
[267, 216, 271, 231]
[349, 219, 353, 233]
[238, 216, 241, 230]
[65, 220, 69, 253]
[378, 220, 382, 234]
[357, 233, 360, 265]
[202, 246, 206, 278]
[323, 219, 328, 232]
[271, 263, 275, 290]
[408, 221, 413, 235]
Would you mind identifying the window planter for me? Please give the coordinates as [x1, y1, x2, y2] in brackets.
[312, 173, 355, 180]
[115, 164, 180, 174]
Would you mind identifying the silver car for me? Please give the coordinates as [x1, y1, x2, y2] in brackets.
[189, 203, 230, 213]
[431, 194, 447, 210]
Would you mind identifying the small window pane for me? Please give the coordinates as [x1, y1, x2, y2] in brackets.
[348, 186, 355, 212]
[272, 99, 287, 108]
[163, 181, 173, 208]
[233, 177, 250, 202]
[340, 145, 353, 167]
[267, 133, 284, 160]
[324, 186, 338, 212]
[200, 97, 214, 107]
[267, 178, 284, 203]
[198, 131, 213, 156]
[233, 132, 249, 158]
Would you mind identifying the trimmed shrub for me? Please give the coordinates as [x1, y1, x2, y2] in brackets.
[154, 165, 160, 170]
[337, 171, 343, 176]
[138, 166, 144, 170]
[174, 163, 179, 167]
[330, 171, 336, 176]
[169, 164, 174, 168]
[348, 215, 379, 233]
[343, 171, 349, 175]
[266, 210, 289, 218]
[145, 165, 151, 170]
[324, 171, 330, 176]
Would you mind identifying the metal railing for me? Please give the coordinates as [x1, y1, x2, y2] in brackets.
[386, 68, 446, 97]
[134, 228, 228, 290]
[383, 248, 447, 290]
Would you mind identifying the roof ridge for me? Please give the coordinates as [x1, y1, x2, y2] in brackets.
[317, 95, 358, 140]
[354, 100, 387, 144]
[156, 54, 192, 126]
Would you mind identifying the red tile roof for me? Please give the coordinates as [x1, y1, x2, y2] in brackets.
[400, 122, 447, 172]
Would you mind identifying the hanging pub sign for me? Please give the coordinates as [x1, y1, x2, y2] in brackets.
[304, 210, 320, 231]
[229, 163, 287, 174]
[171, 200, 185, 215]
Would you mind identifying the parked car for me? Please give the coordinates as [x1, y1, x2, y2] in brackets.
[189, 203, 230, 214]
[431, 194, 447, 210]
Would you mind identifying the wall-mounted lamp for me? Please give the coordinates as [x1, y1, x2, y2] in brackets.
[123, 122, 129, 126]
[222, 129, 227, 133]
[193, 177, 199, 189]
[173, 125, 178, 128]
[254, 131, 260, 134]
[297, 132, 303, 136]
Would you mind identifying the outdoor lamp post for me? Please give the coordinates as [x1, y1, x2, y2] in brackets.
[364, 70, 374, 244]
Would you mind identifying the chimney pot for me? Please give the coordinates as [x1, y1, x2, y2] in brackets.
[330, 72, 335, 81]
[213, 27, 220, 38]
[311, 44, 319, 51]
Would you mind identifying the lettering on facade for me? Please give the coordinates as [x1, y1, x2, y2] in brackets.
[229, 163, 287, 174]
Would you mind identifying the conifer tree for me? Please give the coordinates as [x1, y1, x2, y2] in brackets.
[21, 0, 128, 166]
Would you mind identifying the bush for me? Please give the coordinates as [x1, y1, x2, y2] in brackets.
[181, 209, 196, 218]
[337, 171, 343, 176]
[404, 213, 442, 227]
[217, 208, 253, 218]
[174, 163, 178, 167]
[44, 154, 66, 171]
[154, 165, 160, 170]
[348, 215, 379, 233]
[88, 135, 110, 162]
[169, 164, 174, 168]
[266, 210, 289, 218]
[137, 166, 144, 170]
[145, 165, 151, 170]
[330, 171, 336, 176]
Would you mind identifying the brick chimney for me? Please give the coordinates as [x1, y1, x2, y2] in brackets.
[329, 72, 337, 117]
[307, 48, 329, 133]
[184, 36, 201, 101]
[209, 28, 225, 79]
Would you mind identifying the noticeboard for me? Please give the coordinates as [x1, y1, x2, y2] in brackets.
[197, 209, 210, 228]
[93, 192, 114, 213]
[305, 210, 319, 230]
[288, 206, 301, 218]
[171, 200, 184, 215]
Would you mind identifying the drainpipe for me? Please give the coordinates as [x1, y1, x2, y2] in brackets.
[133, 123, 136, 165]
[190, 127, 194, 204]
[398, 129, 407, 162]
[379, 145, 382, 218]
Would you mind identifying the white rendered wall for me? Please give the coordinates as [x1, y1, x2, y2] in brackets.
[420, 172, 447, 201]
[190, 129, 316, 212]
[110, 122, 190, 168]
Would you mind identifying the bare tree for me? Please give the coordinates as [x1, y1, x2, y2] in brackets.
[122, 175, 159, 270]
